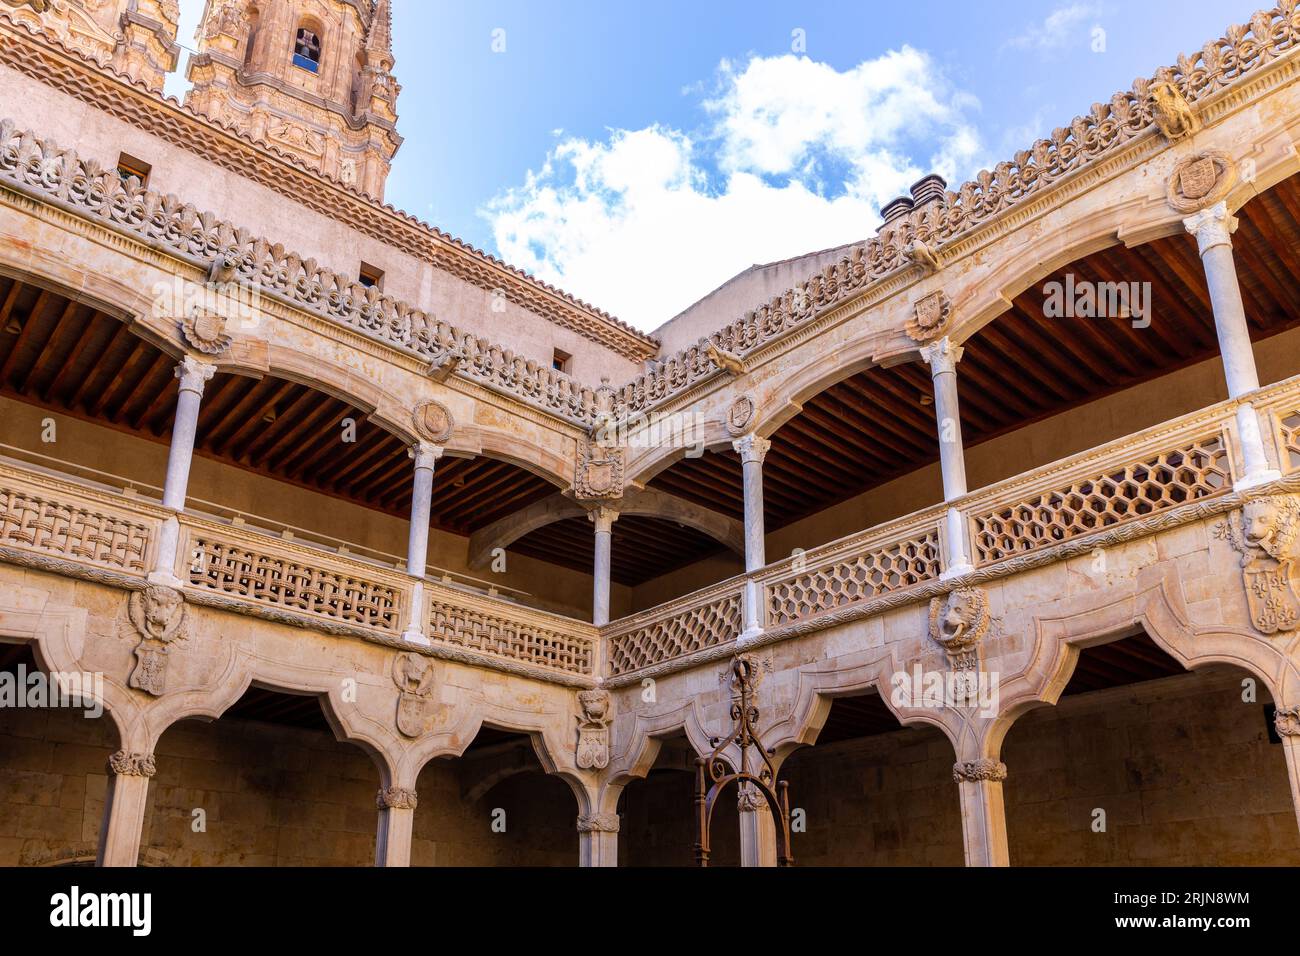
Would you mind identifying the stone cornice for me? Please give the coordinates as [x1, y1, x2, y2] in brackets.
[0, 15, 658, 363]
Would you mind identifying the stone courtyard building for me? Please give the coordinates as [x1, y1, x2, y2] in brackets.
[1, 0, 1300, 867]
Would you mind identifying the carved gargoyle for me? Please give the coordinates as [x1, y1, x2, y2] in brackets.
[426, 347, 466, 383]
[1149, 80, 1199, 141]
[705, 342, 746, 377]
[903, 239, 941, 274]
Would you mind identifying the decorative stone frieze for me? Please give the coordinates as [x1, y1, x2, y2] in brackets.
[575, 438, 624, 500]
[125, 585, 187, 697]
[928, 586, 992, 671]
[376, 787, 418, 810]
[1167, 150, 1237, 213]
[725, 395, 756, 436]
[952, 759, 1007, 783]
[392, 651, 435, 738]
[412, 400, 455, 445]
[575, 688, 612, 770]
[906, 290, 952, 343]
[1216, 494, 1300, 635]
[576, 813, 620, 833]
[180, 309, 233, 356]
[1149, 79, 1200, 141]
[109, 751, 157, 778]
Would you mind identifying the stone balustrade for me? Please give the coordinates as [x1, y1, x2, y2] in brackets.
[603, 578, 744, 678]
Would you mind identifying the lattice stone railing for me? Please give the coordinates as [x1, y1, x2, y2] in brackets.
[427, 595, 595, 676]
[604, 584, 743, 677]
[764, 528, 941, 629]
[611, 4, 1300, 417]
[0, 483, 152, 573]
[971, 434, 1231, 565]
[185, 531, 402, 633]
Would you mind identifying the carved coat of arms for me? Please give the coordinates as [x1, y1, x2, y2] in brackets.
[393, 652, 436, 738]
[1218, 495, 1300, 636]
[126, 586, 187, 696]
[575, 688, 612, 770]
[906, 290, 952, 343]
[575, 439, 624, 500]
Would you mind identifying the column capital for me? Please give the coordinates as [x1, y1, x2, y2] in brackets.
[952, 758, 1007, 783]
[576, 812, 620, 833]
[408, 442, 444, 470]
[109, 750, 157, 778]
[376, 787, 419, 810]
[174, 356, 216, 395]
[1182, 200, 1238, 255]
[732, 433, 772, 465]
[1276, 706, 1300, 738]
[587, 504, 619, 533]
[919, 336, 964, 375]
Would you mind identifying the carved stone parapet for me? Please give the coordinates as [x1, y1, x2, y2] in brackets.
[952, 759, 1007, 783]
[109, 751, 157, 778]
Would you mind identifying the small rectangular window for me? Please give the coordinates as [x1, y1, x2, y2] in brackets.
[359, 263, 385, 289]
[116, 153, 151, 187]
[552, 348, 572, 373]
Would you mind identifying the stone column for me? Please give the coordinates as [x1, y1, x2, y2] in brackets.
[733, 434, 771, 643]
[919, 338, 974, 578]
[375, 787, 418, 867]
[737, 784, 777, 867]
[1275, 707, 1300, 837]
[577, 813, 619, 866]
[589, 505, 619, 627]
[953, 759, 1010, 867]
[1183, 201, 1281, 489]
[150, 357, 216, 587]
[403, 442, 443, 645]
[97, 751, 156, 867]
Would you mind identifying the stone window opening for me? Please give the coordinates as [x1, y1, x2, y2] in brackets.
[552, 348, 572, 373]
[292, 26, 322, 73]
[116, 152, 151, 188]
[359, 263, 385, 290]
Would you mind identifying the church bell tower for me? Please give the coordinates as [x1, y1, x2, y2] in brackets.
[185, 0, 402, 199]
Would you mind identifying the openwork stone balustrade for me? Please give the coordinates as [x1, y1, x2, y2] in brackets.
[604, 581, 743, 677]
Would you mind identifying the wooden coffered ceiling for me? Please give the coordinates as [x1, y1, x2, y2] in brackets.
[651, 172, 1300, 557]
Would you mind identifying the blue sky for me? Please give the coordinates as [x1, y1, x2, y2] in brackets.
[167, 1, 1259, 330]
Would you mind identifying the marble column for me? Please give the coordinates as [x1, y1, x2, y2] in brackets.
[733, 434, 771, 642]
[954, 759, 1010, 867]
[1183, 201, 1281, 489]
[577, 813, 620, 866]
[375, 787, 418, 867]
[737, 783, 778, 867]
[403, 442, 443, 645]
[150, 357, 216, 587]
[96, 751, 155, 867]
[919, 337, 974, 578]
[589, 505, 619, 627]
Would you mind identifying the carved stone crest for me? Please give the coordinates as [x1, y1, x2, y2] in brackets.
[575, 438, 624, 500]
[906, 290, 952, 342]
[1166, 150, 1236, 213]
[1216, 494, 1300, 636]
[181, 309, 233, 356]
[928, 586, 991, 670]
[726, 395, 756, 436]
[412, 400, 454, 444]
[126, 586, 187, 696]
[393, 652, 435, 738]
[575, 688, 611, 770]
[1149, 80, 1200, 142]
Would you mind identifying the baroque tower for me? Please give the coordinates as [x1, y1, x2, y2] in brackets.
[185, 0, 402, 198]
[2, 0, 180, 92]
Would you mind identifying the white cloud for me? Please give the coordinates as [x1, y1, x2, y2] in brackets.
[1001, 3, 1103, 54]
[482, 49, 984, 332]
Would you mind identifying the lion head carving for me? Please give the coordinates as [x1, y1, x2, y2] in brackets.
[1240, 495, 1300, 561]
[128, 586, 187, 644]
[928, 587, 991, 667]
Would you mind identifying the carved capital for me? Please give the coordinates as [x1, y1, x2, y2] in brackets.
[737, 785, 766, 813]
[376, 787, 418, 810]
[587, 505, 619, 535]
[1275, 706, 1300, 738]
[1183, 200, 1238, 255]
[732, 433, 771, 465]
[174, 356, 216, 396]
[576, 812, 620, 833]
[952, 758, 1007, 783]
[919, 336, 964, 376]
[109, 751, 156, 777]
[408, 441, 444, 471]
